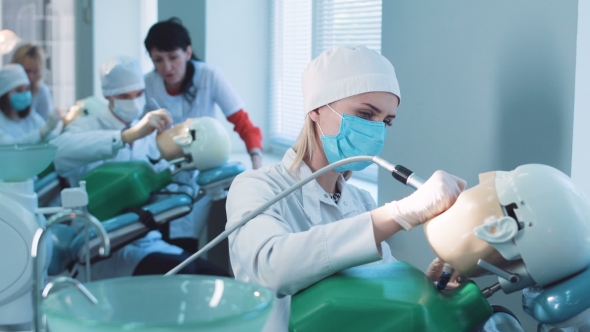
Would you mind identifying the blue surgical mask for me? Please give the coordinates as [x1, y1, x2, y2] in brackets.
[318, 104, 387, 172]
[10, 90, 32, 112]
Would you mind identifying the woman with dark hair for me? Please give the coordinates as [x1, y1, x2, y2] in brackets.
[144, 18, 263, 168]
[144, 18, 264, 252]
[0, 64, 61, 144]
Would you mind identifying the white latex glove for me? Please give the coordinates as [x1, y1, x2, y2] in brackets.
[122, 109, 172, 144]
[40, 108, 64, 139]
[386, 170, 466, 230]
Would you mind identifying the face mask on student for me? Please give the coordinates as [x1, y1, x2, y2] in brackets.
[10, 90, 32, 112]
[317, 104, 386, 172]
[112, 96, 146, 123]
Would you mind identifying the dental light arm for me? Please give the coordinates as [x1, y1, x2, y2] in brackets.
[166, 155, 423, 275]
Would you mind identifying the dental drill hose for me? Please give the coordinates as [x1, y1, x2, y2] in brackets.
[166, 155, 423, 275]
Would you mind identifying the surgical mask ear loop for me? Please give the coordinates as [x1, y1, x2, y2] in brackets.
[316, 122, 327, 137]
[316, 104, 343, 137]
[325, 104, 343, 118]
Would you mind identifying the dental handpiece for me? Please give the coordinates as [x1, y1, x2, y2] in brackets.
[166, 155, 424, 275]
[372, 157, 424, 190]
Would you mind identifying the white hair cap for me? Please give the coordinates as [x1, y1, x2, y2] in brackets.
[0, 64, 29, 97]
[301, 45, 400, 114]
[100, 56, 145, 97]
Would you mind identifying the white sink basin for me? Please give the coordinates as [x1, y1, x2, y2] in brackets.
[0, 144, 56, 182]
[43, 275, 273, 331]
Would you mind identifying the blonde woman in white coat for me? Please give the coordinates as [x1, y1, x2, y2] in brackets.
[226, 46, 467, 331]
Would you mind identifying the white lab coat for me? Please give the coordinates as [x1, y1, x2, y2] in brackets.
[0, 109, 45, 144]
[144, 60, 243, 239]
[50, 106, 182, 280]
[32, 81, 53, 120]
[226, 149, 396, 332]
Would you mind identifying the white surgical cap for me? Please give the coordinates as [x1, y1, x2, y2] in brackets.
[100, 56, 145, 97]
[301, 45, 400, 114]
[0, 64, 29, 97]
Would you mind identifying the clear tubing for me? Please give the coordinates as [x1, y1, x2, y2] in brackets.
[166, 155, 415, 275]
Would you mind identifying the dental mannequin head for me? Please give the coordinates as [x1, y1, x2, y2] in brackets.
[63, 96, 109, 126]
[425, 164, 590, 292]
[424, 171, 511, 277]
[156, 116, 230, 171]
[294, 46, 401, 172]
[100, 56, 146, 124]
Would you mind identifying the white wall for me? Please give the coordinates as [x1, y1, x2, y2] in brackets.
[158, 0, 206, 61]
[379, 1, 578, 331]
[92, 0, 152, 98]
[572, 1, 590, 198]
[75, 0, 93, 99]
[206, 0, 270, 153]
[139, 0, 158, 74]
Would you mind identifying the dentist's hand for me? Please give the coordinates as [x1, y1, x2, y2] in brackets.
[386, 170, 466, 230]
[122, 109, 172, 143]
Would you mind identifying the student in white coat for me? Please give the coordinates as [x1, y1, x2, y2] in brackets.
[228, 46, 525, 331]
[0, 64, 61, 145]
[226, 46, 468, 331]
[51, 56, 228, 280]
